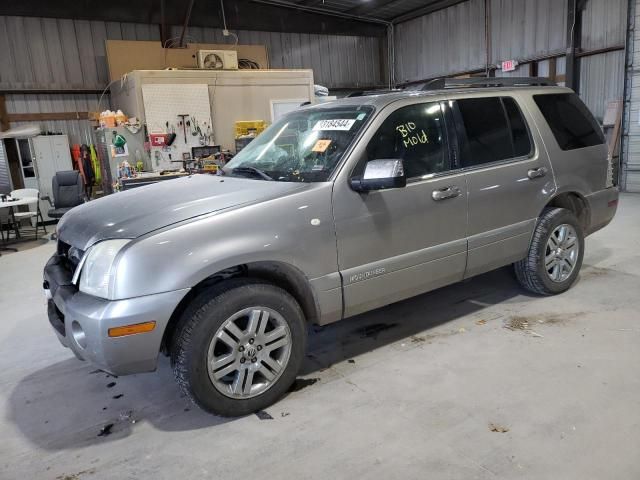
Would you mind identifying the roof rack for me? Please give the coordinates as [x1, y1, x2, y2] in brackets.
[420, 77, 556, 91]
[346, 89, 403, 97]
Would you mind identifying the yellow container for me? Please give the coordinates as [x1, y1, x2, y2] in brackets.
[235, 120, 267, 138]
[102, 112, 116, 127]
[115, 110, 127, 125]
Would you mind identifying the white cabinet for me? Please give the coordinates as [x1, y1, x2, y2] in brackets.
[0, 142, 10, 194]
[32, 135, 73, 221]
[16, 138, 37, 190]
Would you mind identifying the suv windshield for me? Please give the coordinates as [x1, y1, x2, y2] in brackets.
[223, 105, 374, 182]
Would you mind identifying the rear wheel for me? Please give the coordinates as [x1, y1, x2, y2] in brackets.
[515, 208, 584, 295]
[171, 279, 306, 416]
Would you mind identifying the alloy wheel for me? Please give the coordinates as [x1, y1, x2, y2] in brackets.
[544, 223, 579, 283]
[207, 307, 292, 399]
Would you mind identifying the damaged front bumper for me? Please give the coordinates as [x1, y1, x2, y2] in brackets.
[43, 254, 189, 375]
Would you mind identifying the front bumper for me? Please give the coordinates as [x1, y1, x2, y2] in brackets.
[43, 255, 190, 375]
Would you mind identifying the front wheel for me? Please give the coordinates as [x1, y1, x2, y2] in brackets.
[171, 279, 306, 416]
[515, 208, 585, 295]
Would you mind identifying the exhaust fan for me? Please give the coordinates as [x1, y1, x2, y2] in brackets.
[197, 50, 239, 70]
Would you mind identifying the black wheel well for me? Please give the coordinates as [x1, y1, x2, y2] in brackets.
[544, 192, 589, 230]
[160, 261, 319, 354]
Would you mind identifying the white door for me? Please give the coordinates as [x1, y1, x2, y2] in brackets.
[33, 135, 73, 221]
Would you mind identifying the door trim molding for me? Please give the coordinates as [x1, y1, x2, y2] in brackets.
[341, 237, 467, 286]
[467, 218, 536, 250]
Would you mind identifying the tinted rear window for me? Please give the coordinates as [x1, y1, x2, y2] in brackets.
[457, 97, 513, 166]
[456, 97, 532, 167]
[534, 93, 604, 150]
[503, 97, 532, 157]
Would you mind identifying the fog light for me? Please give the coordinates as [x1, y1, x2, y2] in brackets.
[71, 321, 87, 349]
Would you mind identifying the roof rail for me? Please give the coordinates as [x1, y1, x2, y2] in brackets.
[346, 89, 403, 97]
[420, 77, 556, 91]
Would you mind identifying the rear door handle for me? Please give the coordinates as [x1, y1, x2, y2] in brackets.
[527, 167, 548, 179]
[432, 186, 461, 201]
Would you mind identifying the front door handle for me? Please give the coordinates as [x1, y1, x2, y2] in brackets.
[432, 186, 461, 201]
[527, 167, 548, 179]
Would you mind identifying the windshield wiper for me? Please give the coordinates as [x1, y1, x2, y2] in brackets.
[231, 166, 274, 181]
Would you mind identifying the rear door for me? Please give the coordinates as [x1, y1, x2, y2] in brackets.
[451, 95, 555, 278]
[332, 100, 468, 318]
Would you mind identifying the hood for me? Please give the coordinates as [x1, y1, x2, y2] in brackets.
[58, 175, 308, 250]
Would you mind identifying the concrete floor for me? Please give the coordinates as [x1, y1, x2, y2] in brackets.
[1, 195, 639, 480]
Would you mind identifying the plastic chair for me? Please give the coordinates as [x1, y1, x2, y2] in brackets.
[0, 199, 18, 253]
[10, 188, 47, 240]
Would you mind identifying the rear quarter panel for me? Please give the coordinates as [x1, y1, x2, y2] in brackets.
[521, 91, 608, 197]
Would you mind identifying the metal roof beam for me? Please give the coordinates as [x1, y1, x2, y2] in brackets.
[391, 0, 470, 23]
[344, 0, 403, 16]
[0, 0, 388, 36]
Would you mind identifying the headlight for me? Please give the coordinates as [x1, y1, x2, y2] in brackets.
[78, 239, 130, 299]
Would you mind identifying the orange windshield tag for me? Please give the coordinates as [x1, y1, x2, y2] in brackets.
[312, 139, 332, 152]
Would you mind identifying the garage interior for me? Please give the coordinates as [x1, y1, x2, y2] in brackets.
[0, 0, 639, 479]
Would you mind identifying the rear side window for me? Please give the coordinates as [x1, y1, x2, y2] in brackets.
[534, 93, 604, 150]
[503, 97, 532, 157]
[456, 97, 532, 168]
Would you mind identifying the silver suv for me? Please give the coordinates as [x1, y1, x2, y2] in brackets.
[43, 79, 618, 416]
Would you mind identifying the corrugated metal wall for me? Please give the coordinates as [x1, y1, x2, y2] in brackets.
[169, 26, 383, 89]
[394, 0, 629, 186]
[0, 17, 161, 90]
[0, 2, 629, 151]
[581, 0, 627, 49]
[394, 0, 626, 118]
[0, 15, 384, 144]
[580, 0, 627, 121]
[623, 0, 640, 192]
[0, 16, 384, 91]
[4, 94, 101, 146]
[489, 0, 567, 63]
[394, 0, 568, 84]
[580, 50, 625, 120]
[394, 0, 486, 83]
[0, 16, 164, 145]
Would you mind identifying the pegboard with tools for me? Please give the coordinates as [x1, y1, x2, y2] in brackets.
[141, 83, 214, 171]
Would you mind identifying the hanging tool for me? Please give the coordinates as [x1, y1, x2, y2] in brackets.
[190, 116, 199, 136]
[177, 114, 189, 144]
[166, 121, 177, 146]
[204, 121, 212, 144]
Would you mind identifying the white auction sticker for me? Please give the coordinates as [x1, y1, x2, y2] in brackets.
[313, 119, 356, 131]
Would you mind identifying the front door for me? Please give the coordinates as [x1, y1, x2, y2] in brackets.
[332, 100, 468, 318]
[451, 95, 556, 278]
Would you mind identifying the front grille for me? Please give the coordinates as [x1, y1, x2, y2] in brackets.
[57, 240, 84, 275]
[57, 239, 70, 256]
[47, 299, 66, 336]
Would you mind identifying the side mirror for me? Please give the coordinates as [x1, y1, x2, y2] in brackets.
[350, 159, 406, 192]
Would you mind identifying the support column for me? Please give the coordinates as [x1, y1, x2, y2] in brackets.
[566, 0, 585, 91]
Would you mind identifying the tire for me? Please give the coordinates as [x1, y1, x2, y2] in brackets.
[170, 278, 306, 416]
[514, 208, 585, 295]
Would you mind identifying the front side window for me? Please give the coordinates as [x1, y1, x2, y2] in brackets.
[224, 106, 373, 182]
[364, 102, 449, 179]
[534, 93, 604, 151]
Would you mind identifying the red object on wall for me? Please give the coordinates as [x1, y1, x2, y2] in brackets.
[501, 59, 518, 72]
[150, 134, 168, 146]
